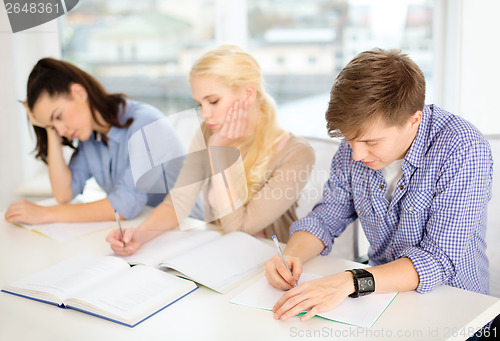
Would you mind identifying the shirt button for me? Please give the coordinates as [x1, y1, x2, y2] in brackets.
[380, 184, 385, 190]
[391, 241, 394, 246]
[399, 185, 404, 190]
[388, 211, 393, 216]
[409, 206, 415, 212]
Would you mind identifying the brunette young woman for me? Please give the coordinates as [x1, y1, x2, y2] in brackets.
[5, 58, 184, 224]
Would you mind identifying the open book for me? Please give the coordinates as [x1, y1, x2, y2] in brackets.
[231, 274, 398, 328]
[1, 255, 198, 327]
[122, 230, 276, 294]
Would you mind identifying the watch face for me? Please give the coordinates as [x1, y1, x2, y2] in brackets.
[359, 277, 374, 291]
[347, 269, 375, 298]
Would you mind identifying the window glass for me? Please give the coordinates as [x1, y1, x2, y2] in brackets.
[247, 0, 434, 104]
[60, 0, 216, 115]
[60, 0, 434, 128]
[247, 0, 434, 137]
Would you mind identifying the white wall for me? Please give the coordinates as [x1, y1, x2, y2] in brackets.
[459, 0, 500, 135]
[434, 0, 500, 135]
[215, 0, 247, 46]
[0, 11, 59, 210]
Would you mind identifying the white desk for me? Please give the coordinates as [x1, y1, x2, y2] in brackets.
[0, 211, 498, 341]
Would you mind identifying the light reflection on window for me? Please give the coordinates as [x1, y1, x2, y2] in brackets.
[60, 0, 434, 118]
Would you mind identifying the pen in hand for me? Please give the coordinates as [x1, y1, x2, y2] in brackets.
[272, 235, 298, 287]
[114, 209, 126, 248]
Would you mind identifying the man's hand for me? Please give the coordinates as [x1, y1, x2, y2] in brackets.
[272, 271, 354, 322]
[264, 254, 303, 290]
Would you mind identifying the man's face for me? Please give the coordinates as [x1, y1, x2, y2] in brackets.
[345, 112, 421, 170]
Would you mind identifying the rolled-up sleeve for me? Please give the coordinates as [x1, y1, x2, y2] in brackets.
[290, 142, 357, 255]
[399, 140, 492, 293]
[110, 105, 177, 219]
[69, 147, 92, 198]
[108, 166, 148, 220]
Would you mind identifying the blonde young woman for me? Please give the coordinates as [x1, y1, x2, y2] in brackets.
[107, 45, 315, 255]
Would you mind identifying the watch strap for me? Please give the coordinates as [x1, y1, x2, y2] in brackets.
[346, 268, 375, 298]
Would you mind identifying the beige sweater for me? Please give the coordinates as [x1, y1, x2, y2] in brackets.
[164, 134, 315, 242]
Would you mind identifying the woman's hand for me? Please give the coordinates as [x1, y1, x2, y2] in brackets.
[20, 99, 44, 128]
[106, 227, 143, 256]
[208, 99, 248, 146]
[265, 254, 303, 290]
[5, 199, 52, 224]
[272, 272, 355, 322]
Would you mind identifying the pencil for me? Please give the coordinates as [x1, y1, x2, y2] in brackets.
[272, 234, 298, 287]
[114, 209, 126, 248]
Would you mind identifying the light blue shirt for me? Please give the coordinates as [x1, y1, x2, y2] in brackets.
[291, 105, 493, 294]
[69, 100, 185, 219]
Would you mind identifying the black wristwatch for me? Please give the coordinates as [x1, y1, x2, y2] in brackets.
[346, 268, 375, 298]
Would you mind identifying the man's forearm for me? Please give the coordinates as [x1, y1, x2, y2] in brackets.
[368, 257, 419, 293]
[283, 231, 325, 263]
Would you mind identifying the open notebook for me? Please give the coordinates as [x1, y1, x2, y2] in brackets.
[231, 273, 398, 328]
[6, 195, 115, 242]
[122, 230, 276, 294]
[1, 255, 198, 327]
[15, 220, 116, 242]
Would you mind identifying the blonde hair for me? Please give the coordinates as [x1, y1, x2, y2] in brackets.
[189, 45, 286, 201]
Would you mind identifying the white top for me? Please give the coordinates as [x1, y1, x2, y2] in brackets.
[381, 159, 404, 202]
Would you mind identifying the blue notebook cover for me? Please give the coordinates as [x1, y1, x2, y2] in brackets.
[1, 285, 199, 328]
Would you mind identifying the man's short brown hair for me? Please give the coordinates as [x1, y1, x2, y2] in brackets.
[326, 48, 425, 139]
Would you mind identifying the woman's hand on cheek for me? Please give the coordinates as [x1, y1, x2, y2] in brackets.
[209, 99, 248, 146]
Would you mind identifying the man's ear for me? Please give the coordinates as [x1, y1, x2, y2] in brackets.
[409, 110, 422, 128]
[244, 84, 257, 105]
[70, 83, 88, 101]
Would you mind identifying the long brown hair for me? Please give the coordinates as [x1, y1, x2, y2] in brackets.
[26, 58, 132, 163]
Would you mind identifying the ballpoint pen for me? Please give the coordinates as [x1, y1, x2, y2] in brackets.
[272, 234, 298, 287]
[114, 209, 126, 248]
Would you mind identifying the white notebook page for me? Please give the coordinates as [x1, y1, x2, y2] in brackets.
[231, 273, 398, 327]
[162, 232, 276, 293]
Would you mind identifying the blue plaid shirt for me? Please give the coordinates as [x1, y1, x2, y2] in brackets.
[291, 105, 493, 294]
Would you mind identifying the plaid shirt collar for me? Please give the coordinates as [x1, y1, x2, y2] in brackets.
[404, 104, 434, 170]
